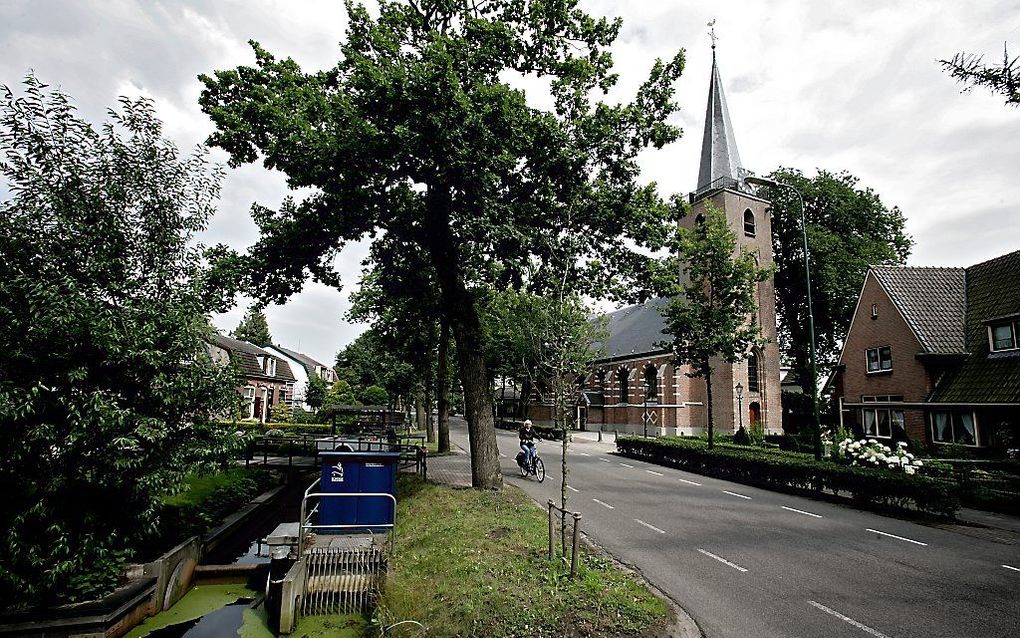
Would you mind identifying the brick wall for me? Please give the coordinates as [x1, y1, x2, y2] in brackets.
[837, 273, 933, 441]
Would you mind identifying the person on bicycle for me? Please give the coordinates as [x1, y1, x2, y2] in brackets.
[519, 419, 537, 469]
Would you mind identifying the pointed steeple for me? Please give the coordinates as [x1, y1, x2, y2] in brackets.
[696, 44, 745, 194]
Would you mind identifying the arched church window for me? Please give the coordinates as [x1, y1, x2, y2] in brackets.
[743, 209, 756, 237]
[644, 365, 658, 401]
[617, 368, 630, 404]
[695, 213, 706, 226]
[747, 350, 760, 394]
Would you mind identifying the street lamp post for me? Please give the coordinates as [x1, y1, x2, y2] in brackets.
[735, 382, 744, 433]
[744, 175, 823, 461]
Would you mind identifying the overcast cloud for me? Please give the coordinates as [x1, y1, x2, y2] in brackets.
[2, 1, 1018, 365]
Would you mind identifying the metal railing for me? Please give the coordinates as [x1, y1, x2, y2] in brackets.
[244, 434, 428, 478]
[298, 478, 398, 556]
[547, 500, 582, 578]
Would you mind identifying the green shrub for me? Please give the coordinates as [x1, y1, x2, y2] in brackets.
[269, 402, 292, 423]
[617, 436, 959, 518]
[732, 426, 752, 446]
[359, 385, 389, 406]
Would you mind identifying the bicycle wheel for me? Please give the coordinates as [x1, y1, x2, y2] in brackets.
[519, 459, 528, 478]
[534, 457, 545, 482]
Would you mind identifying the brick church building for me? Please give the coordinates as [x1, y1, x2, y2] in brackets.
[525, 48, 783, 436]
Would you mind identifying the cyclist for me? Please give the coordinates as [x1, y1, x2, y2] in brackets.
[518, 419, 537, 471]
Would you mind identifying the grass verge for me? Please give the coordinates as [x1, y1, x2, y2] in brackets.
[377, 475, 671, 637]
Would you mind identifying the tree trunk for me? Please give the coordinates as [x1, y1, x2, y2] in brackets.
[424, 184, 502, 490]
[705, 361, 715, 449]
[437, 319, 451, 453]
[415, 380, 428, 437]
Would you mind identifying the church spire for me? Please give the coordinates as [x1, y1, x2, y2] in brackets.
[696, 24, 745, 194]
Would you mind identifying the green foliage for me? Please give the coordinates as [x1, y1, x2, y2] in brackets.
[322, 380, 359, 413]
[268, 401, 292, 423]
[733, 426, 752, 446]
[153, 469, 275, 551]
[0, 77, 239, 606]
[305, 375, 329, 411]
[763, 168, 911, 395]
[231, 306, 273, 346]
[654, 204, 772, 445]
[379, 474, 670, 637]
[359, 384, 389, 406]
[940, 43, 1019, 106]
[617, 436, 960, 518]
[336, 329, 414, 402]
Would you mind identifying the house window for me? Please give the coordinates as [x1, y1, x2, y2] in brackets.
[266, 358, 277, 376]
[989, 321, 1018, 352]
[931, 411, 979, 446]
[861, 395, 904, 439]
[743, 209, 755, 237]
[747, 352, 760, 393]
[871, 304, 879, 320]
[243, 386, 256, 419]
[617, 368, 630, 404]
[644, 365, 658, 401]
[866, 346, 892, 373]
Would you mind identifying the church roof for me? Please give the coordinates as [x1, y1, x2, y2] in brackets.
[871, 266, 967, 355]
[598, 298, 672, 360]
[696, 49, 746, 197]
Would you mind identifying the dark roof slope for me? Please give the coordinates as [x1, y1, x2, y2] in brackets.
[931, 250, 1020, 404]
[274, 345, 330, 376]
[871, 266, 967, 354]
[208, 333, 296, 381]
[598, 298, 672, 360]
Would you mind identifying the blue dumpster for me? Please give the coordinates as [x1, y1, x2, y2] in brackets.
[318, 451, 399, 533]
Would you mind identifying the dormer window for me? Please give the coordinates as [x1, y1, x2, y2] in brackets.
[989, 320, 1018, 352]
[743, 209, 755, 237]
[266, 358, 277, 376]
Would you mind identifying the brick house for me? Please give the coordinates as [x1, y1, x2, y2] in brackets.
[264, 345, 338, 411]
[207, 334, 297, 422]
[830, 250, 1020, 452]
[523, 49, 783, 436]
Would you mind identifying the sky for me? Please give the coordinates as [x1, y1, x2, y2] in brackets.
[2, 1, 1018, 365]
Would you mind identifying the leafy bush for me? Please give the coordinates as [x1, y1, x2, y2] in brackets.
[732, 426, 752, 446]
[0, 78, 240, 607]
[269, 402, 292, 423]
[617, 436, 959, 518]
[838, 438, 923, 474]
[359, 384, 390, 406]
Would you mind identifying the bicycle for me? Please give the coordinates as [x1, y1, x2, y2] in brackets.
[516, 446, 545, 482]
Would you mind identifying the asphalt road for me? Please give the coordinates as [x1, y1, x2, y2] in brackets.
[448, 422, 1020, 638]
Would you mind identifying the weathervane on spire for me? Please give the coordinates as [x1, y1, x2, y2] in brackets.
[707, 19, 718, 50]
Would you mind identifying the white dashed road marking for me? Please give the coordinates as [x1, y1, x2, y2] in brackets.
[1002, 564, 1020, 572]
[566, 485, 579, 493]
[592, 498, 615, 510]
[782, 506, 823, 519]
[808, 601, 891, 638]
[578, 452, 591, 456]
[634, 519, 666, 534]
[599, 458, 611, 463]
[646, 470, 664, 476]
[865, 528, 928, 546]
[678, 478, 702, 486]
[697, 549, 748, 572]
[723, 490, 752, 500]
[619, 462, 635, 468]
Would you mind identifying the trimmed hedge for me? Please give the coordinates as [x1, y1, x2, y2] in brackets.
[229, 420, 333, 435]
[617, 436, 960, 519]
[495, 418, 564, 441]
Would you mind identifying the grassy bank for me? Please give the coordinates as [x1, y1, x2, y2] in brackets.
[377, 475, 670, 637]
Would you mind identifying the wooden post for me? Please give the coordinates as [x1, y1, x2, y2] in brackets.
[570, 512, 582, 577]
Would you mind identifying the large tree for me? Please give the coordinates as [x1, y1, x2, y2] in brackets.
[763, 168, 911, 396]
[655, 205, 772, 449]
[0, 78, 238, 606]
[231, 305, 273, 346]
[940, 43, 1019, 106]
[198, 0, 684, 488]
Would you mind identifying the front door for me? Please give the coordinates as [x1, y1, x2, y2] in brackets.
[254, 396, 264, 422]
[749, 402, 761, 429]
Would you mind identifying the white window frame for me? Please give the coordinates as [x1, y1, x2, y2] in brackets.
[930, 410, 981, 447]
[988, 320, 1019, 352]
[860, 395, 904, 439]
[243, 386, 256, 419]
[865, 346, 893, 373]
[267, 358, 277, 377]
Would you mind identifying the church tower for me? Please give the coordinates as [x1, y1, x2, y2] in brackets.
[681, 41, 783, 434]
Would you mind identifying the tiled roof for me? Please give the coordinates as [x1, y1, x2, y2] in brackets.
[597, 298, 672, 360]
[274, 345, 330, 377]
[871, 266, 966, 354]
[931, 250, 1020, 404]
[208, 334, 296, 382]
